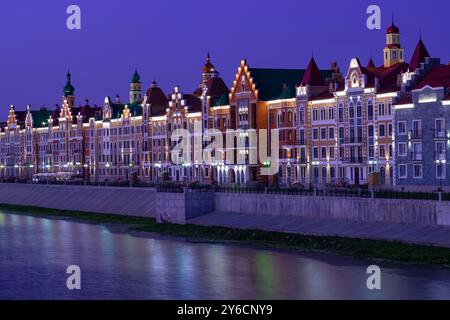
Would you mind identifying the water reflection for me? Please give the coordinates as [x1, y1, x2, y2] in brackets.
[1, 212, 450, 300]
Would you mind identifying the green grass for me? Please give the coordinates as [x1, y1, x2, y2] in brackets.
[1, 203, 450, 267]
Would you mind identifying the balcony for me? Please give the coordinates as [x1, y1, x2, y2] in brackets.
[434, 130, 448, 139]
[435, 152, 446, 162]
[342, 156, 366, 164]
[409, 130, 422, 140]
[341, 136, 365, 145]
[410, 152, 423, 162]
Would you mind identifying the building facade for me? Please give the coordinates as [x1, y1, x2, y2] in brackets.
[1, 24, 449, 191]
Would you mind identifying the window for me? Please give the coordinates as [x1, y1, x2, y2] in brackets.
[398, 164, 407, 179]
[328, 108, 334, 120]
[329, 147, 335, 159]
[379, 103, 385, 116]
[299, 108, 305, 125]
[388, 124, 392, 137]
[321, 147, 327, 159]
[356, 102, 362, 118]
[413, 142, 422, 161]
[338, 104, 344, 123]
[437, 163, 446, 179]
[398, 143, 407, 156]
[379, 124, 386, 137]
[413, 165, 422, 179]
[436, 141, 446, 160]
[379, 145, 386, 158]
[368, 125, 374, 137]
[322, 167, 327, 179]
[367, 101, 374, 121]
[368, 146, 374, 158]
[313, 128, 319, 140]
[398, 121, 406, 135]
[412, 120, 422, 138]
[321, 128, 327, 140]
[436, 119, 445, 137]
[329, 127, 335, 140]
[349, 102, 355, 119]
[313, 109, 318, 121]
[313, 147, 319, 159]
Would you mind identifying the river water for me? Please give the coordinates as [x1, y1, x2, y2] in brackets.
[1, 212, 450, 300]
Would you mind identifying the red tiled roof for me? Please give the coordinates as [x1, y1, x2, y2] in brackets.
[387, 23, 399, 34]
[409, 39, 430, 72]
[310, 89, 333, 101]
[300, 57, 325, 86]
[367, 58, 375, 68]
[414, 65, 450, 90]
[146, 81, 168, 116]
[362, 62, 409, 93]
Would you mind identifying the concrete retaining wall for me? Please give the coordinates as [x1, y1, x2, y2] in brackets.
[157, 190, 215, 224]
[215, 193, 450, 226]
[0, 184, 157, 217]
[1, 184, 449, 227]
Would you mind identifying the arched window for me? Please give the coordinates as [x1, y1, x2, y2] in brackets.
[299, 107, 305, 125]
[349, 101, 355, 119]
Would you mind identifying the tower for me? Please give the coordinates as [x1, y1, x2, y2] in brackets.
[202, 52, 219, 85]
[63, 70, 76, 107]
[129, 68, 142, 104]
[383, 19, 404, 68]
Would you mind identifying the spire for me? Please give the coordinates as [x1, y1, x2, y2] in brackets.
[300, 57, 325, 86]
[131, 67, 141, 84]
[409, 38, 430, 71]
[7, 105, 16, 125]
[64, 70, 75, 97]
[387, 12, 400, 34]
[367, 54, 375, 68]
[203, 51, 215, 73]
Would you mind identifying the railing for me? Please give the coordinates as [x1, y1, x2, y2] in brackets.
[341, 136, 365, 144]
[434, 130, 448, 139]
[410, 130, 422, 139]
[410, 152, 423, 162]
[341, 157, 366, 164]
[435, 152, 446, 162]
[1, 179, 449, 201]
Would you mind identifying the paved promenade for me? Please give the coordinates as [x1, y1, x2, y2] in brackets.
[189, 211, 450, 248]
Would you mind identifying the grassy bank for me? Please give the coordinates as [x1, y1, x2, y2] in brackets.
[1, 203, 450, 267]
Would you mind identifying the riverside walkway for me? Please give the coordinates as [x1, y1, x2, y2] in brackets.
[189, 211, 450, 248]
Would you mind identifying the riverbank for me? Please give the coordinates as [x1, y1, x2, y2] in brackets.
[1, 203, 450, 267]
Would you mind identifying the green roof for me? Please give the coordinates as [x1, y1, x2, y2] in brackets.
[248, 68, 332, 101]
[131, 70, 141, 84]
[31, 110, 53, 128]
[213, 94, 229, 106]
[111, 101, 142, 119]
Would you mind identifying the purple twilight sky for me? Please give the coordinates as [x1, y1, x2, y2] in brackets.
[0, 0, 448, 113]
